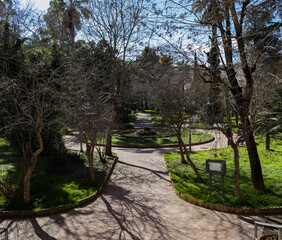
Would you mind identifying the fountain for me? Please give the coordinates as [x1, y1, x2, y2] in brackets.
[136, 127, 156, 136]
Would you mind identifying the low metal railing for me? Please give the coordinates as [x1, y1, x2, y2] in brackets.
[0, 227, 9, 240]
[254, 221, 282, 240]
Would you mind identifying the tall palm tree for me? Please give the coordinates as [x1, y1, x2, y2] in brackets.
[62, 0, 91, 45]
[45, 0, 67, 46]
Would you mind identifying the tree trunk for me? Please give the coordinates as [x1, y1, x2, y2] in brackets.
[229, 75, 265, 192]
[22, 131, 43, 204]
[178, 138, 186, 164]
[105, 127, 113, 156]
[244, 127, 265, 191]
[105, 108, 115, 157]
[23, 167, 33, 205]
[250, 112, 256, 131]
[235, 113, 239, 126]
[23, 156, 38, 205]
[70, 24, 75, 45]
[222, 35, 265, 191]
[96, 146, 106, 164]
[229, 1, 265, 192]
[86, 144, 95, 182]
[209, 23, 222, 119]
[88, 154, 95, 182]
[180, 138, 202, 181]
[266, 133, 270, 151]
[69, 7, 75, 45]
[231, 143, 241, 200]
[20, 142, 29, 184]
[212, 0, 265, 192]
[177, 128, 186, 164]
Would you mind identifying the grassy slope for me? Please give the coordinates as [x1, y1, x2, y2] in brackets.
[164, 135, 282, 208]
[0, 138, 113, 210]
[30, 155, 108, 210]
[0, 138, 20, 206]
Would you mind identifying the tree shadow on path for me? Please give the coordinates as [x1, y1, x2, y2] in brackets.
[97, 184, 171, 240]
[29, 218, 58, 240]
[118, 160, 170, 183]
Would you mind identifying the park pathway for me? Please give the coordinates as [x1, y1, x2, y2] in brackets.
[3, 113, 264, 239]
[134, 112, 154, 128]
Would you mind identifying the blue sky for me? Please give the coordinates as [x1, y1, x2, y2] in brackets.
[24, 0, 50, 11]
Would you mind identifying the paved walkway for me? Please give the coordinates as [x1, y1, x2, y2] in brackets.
[3, 113, 264, 239]
[134, 112, 154, 129]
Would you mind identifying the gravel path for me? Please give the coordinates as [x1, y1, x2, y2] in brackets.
[2, 113, 264, 239]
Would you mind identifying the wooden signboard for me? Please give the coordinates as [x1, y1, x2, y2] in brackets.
[206, 159, 226, 198]
[206, 159, 226, 175]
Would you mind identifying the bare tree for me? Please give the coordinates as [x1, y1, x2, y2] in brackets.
[84, 0, 146, 156]
[0, 57, 64, 204]
[151, 60, 206, 181]
[209, 87, 243, 200]
[201, 0, 277, 191]
[67, 58, 110, 182]
[149, 0, 281, 191]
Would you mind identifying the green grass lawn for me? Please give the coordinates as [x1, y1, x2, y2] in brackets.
[111, 130, 213, 147]
[226, 116, 241, 126]
[118, 129, 172, 137]
[29, 156, 107, 210]
[191, 122, 214, 129]
[0, 138, 20, 207]
[0, 138, 114, 210]
[164, 135, 282, 208]
[128, 110, 138, 123]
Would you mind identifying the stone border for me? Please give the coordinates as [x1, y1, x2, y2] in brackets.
[97, 137, 215, 149]
[0, 157, 118, 219]
[114, 128, 173, 138]
[163, 156, 282, 215]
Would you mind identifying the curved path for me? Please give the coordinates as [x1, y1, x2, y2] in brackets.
[3, 116, 264, 239]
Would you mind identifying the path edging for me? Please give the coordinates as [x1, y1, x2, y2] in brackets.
[0, 157, 118, 219]
[163, 156, 282, 215]
[97, 137, 215, 149]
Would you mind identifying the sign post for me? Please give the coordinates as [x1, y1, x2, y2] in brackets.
[206, 159, 226, 198]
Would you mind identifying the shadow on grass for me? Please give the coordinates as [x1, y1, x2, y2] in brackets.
[2, 155, 112, 211]
[29, 166, 107, 209]
[166, 154, 282, 208]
